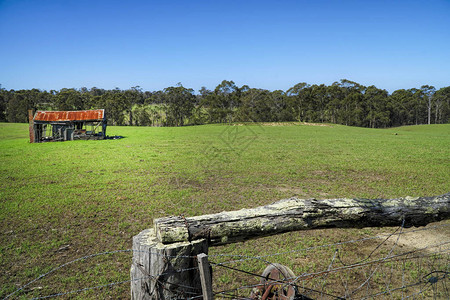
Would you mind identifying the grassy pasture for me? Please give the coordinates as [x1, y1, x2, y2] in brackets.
[1, 122, 449, 299]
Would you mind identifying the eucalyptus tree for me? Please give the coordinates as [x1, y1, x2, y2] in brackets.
[389, 89, 415, 126]
[364, 85, 390, 128]
[419, 85, 436, 124]
[198, 86, 212, 103]
[410, 88, 428, 125]
[1, 82, 449, 128]
[213, 80, 240, 123]
[54, 88, 85, 111]
[124, 86, 144, 125]
[287, 82, 310, 122]
[331, 80, 366, 126]
[432, 87, 450, 124]
[98, 90, 128, 125]
[89, 87, 106, 97]
[147, 90, 167, 126]
[164, 84, 195, 126]
[309, 84, 330, 123]
[326, 83, 346, 124]
[269, 90, 292, 122]
[5, 89, 41, 122]
[133, 105, 151, 126]
[238, 88, 273, 122]
[0, 86, 7, 121]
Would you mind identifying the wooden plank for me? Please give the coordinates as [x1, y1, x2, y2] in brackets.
[197, 253, 213, 300]
[154, 193, 450, 245]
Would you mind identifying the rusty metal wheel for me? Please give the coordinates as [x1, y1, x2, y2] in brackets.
[250, 263, 297, 300]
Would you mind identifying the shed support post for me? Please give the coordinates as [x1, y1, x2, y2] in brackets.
[28, 109, 35, 143]
[131, 228, 208, 300]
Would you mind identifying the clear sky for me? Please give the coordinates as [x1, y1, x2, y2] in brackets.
[0, 0, 449, 93]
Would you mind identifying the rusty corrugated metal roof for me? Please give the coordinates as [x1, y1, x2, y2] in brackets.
[34, 109, 105, 122]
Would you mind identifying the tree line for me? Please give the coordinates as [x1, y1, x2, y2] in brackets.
[0, 80, 449, 128]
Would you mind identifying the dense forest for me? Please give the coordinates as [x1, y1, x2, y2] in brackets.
[0, 79, 449, 128]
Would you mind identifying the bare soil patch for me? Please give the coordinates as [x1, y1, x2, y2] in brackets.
[379, 220, 450, 252]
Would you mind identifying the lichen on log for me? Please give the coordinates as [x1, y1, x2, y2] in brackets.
[154, 193, 450, 246]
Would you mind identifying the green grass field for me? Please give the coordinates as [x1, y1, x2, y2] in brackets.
[1, 122, 449, 299]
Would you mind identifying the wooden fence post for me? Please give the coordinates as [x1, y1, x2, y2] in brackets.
[197, 253, 213, 300]
[131, 228, 208, 300]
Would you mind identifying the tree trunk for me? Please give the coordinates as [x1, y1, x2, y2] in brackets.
[129, 109, 133, 126]
[154, 193, 450, 246]
[428, 97, 431, 124]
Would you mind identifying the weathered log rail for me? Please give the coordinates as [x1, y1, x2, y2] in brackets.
[131, 193, 450, 299]
[154, 193, 450, 246]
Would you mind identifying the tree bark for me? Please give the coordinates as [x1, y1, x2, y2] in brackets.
[154, 193, 450, 246]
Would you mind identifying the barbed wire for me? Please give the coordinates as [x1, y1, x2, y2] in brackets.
[8, 241, 450, 299]
[3, 248, 200, 300]
[211, 235, 449, 299]
[213, 254, 447, 300]
[292, 241, 449, 282]
[4, 222, 449, 299]
[30, 276, 146, 300]
[4, 249, 131, 299]
[9, 263, 203, 300]
[348, 219, 405, 296]
[360, 270, 450, 300]
[214, 245, 448, 283]
[208, 223, 450, 264]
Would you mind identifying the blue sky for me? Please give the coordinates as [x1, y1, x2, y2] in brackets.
[0, 0, 449, 93]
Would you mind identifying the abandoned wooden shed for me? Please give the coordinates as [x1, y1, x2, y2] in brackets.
[28, 109, 107, 143]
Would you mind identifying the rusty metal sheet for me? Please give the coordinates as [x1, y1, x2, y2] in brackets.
[34, 109, 105, 122]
